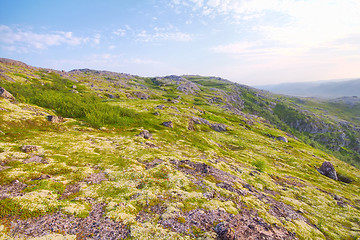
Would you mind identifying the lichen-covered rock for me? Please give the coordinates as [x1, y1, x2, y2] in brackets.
[211, 123, 227, 132]
[46, 115, 64, 123]
[318, 161, 338, 180]
[162, 121, 173, 128]
[21, 145, 40, 153]
[0, 86, 15, 100]
[137, 130, 152, 139]
[133, 91, 149, 99]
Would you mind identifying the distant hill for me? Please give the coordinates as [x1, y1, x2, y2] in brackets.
[257, 79, 360, 98]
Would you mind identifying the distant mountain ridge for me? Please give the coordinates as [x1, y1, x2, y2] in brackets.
[257, 79, 360, 98]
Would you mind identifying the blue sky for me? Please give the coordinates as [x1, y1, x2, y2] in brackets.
[1, 0, 360, 85]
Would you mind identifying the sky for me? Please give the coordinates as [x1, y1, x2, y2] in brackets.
[1, 0, 360, 85]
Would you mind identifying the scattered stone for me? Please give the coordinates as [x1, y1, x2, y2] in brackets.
[317, 161, 338, 180]
[0, 180, 27, 199]
[32, 174, 51, 181]
[0, 86, 15, 100]
[107, 93, 117, 98]
[145, 142, 158, 148]
[23, 155, 48, 164]
[214, 222, 236, 240]
[153, 111, 160, 116]
[60, 183, 81, 200]
[334, 195, 341, 201]
[8, 203, 130, 239]
[210, 123, 227, 132]
[277, 136, 288, 143]
[85, 171, 107, 184]
[137, 130, 152, 139]
[162, 121, 173, 128]
[21, 145, 40, 153]
[46, 115, 64, 123]
[71, 85, 77, 89]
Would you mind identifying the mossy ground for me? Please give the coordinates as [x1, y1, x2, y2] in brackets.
[0, 62, 360, 239]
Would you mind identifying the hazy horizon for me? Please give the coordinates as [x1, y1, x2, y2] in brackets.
[1, 0, 360, 85]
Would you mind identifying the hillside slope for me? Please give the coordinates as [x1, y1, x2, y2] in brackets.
[0, 59, 360, 239]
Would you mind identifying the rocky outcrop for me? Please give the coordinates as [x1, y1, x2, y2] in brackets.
[317, 161, 338, 180]
[177, 82, 200, 94]
[0, 87, 15, 100]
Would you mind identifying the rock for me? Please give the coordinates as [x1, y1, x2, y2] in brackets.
[47, 115, 64, 123]
[107, 93, 117, 98]
[317, 161, 338, 180]
[155, 105, 165, 110]
[162, 121, 173, 128]
[0, 87, 15, 100]
[210, 123, 227, 132]
[277, 136, 288, 143]
[137, 130, 152, 139]
[133, 92, 149, 99]
[214, 222, 236, 240]
[188, 119, 195, 131]
[177, 82, 200, 94]
[21, 145, 40, 153]
[153, 112, 160, 116]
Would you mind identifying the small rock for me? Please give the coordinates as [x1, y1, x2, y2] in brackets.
[153, 112, 160, 116]
[0, 87, 15, 100]
[47, 115, 64, 123]
[162, 121, 173, 128]
[317, 161, 338, 180]
[21, 145, 40, 153]
[277, 136, 288, 143]
[334, 195, 341, 201]
[214, 222, 236, 240]
[210, 123, 227, 132]
[137, 130, 152, 139]
[155, 105, 165, 110]
[71, 85, 77, 89]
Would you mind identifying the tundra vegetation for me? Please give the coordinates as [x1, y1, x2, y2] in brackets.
[0, 58, 359, 239]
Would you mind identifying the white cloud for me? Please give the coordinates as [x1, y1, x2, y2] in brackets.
[137, 29, 192, 42]
[113, 28, 126, 36]
[0, 25, 91, 51]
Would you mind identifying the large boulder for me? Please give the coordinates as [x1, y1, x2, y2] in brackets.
[0, 87, 15, 100]
[317, 161, 338, 180]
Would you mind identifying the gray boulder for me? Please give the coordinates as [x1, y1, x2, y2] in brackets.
[318, 161, 338, 180]
[137, 130, 152, 139]
[211, 123, 227, 132]
[21, 145, 40, 153]
[277, 136, 288, 143]
[162, 121, 173, 128]
[47, 115, 64, 123]
[0, 87, 15, 100]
